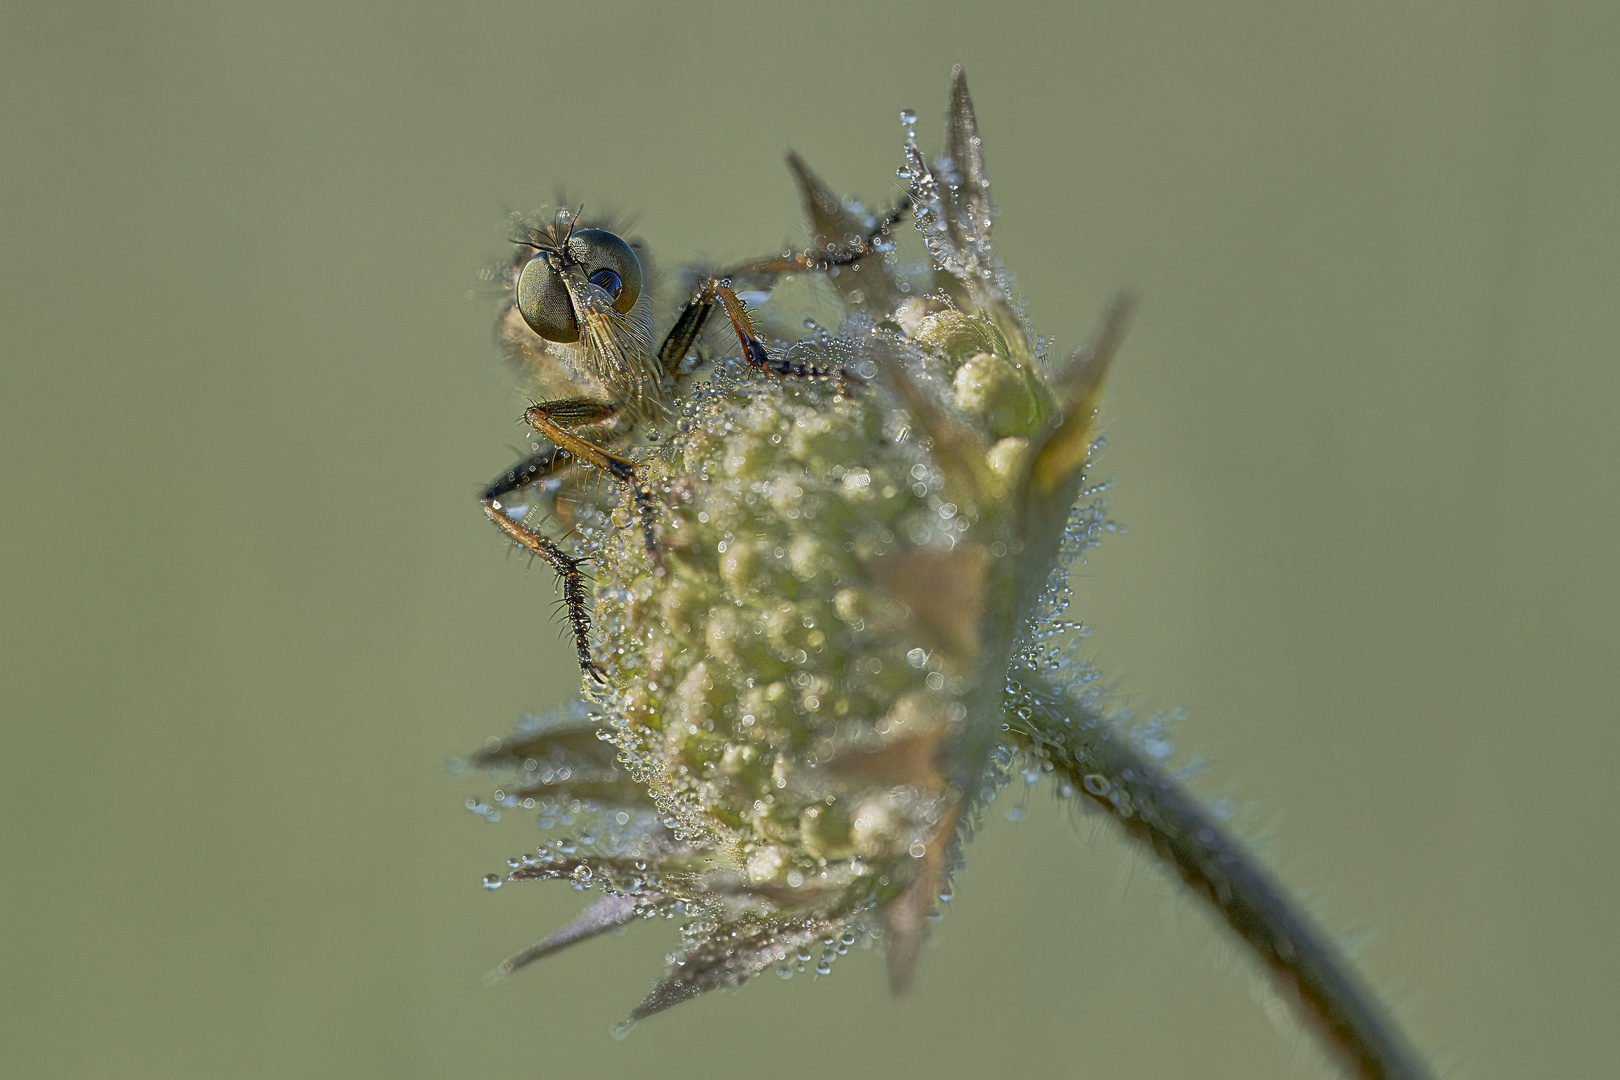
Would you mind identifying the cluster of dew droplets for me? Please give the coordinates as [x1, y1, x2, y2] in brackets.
[1000, 507, 1202, 802]
[895, 101, 1014, 303]
[586, 682, 727, 849]
[473, 791, 580, 832]
[995, 426, 1176, 801]
[1016, 446, 1120, 684]
[896, 109, 970, 283]
[775, 925, 867, 981]
[479, 831, 692, 919]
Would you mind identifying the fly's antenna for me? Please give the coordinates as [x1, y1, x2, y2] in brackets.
[553, 205, 586, 247]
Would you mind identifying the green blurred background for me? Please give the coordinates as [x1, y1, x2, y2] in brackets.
[4, 2, 1616, 1077]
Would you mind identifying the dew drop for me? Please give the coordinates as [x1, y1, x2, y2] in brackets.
[482, 874, 503, 890]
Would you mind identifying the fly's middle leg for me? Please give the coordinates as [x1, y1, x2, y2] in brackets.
[519, 398, 663, 575]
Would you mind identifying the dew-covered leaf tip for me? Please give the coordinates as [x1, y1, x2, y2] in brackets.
[457, 68, 1432, 1080]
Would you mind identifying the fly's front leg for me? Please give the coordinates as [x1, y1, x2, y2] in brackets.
[480, 445, 603, 681]
[481, 500, 604, 683]
[520, 398, 664, 575]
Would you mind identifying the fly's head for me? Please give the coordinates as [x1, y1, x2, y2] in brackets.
[501, 208, 662, 420]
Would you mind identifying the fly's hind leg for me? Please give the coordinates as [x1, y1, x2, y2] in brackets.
[701, 279, 847, 379]
[723, 194, 910, 279]
[519, 398, 664, 576]
[675, 274, 858, 385]
[676, 200, 910, 383]
[656, 295, 716, 381]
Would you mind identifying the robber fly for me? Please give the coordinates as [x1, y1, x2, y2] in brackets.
[477, 200, 907, 680]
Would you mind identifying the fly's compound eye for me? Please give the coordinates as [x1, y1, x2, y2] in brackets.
[514, 228, 643, 343]
[516, 254, 580, 342]
[567, 229, 642, 314]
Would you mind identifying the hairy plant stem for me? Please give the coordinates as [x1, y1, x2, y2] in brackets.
[1007, 666, 1432, 1080]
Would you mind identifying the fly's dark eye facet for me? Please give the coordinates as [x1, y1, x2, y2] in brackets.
[566, 229, 642, 315]
[589, 268, 624, 299]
